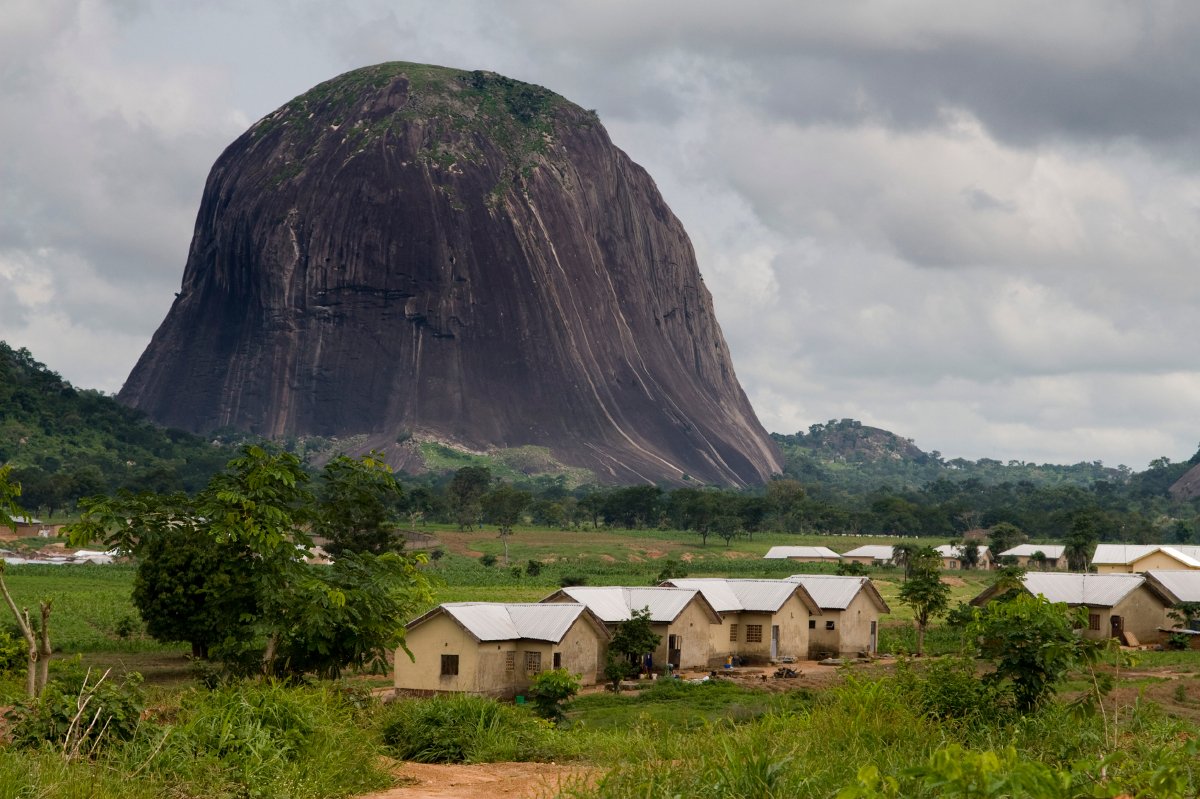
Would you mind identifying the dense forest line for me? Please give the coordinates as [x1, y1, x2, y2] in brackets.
[3, 341, 1199, 546]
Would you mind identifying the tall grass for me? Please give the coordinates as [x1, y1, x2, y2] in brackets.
[559, 668, 1200, 799]
[379, 692, 573, 763]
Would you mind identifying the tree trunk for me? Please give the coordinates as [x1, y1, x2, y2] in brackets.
[35, 601, 51, 694]
[262, 633, 279, 674]
[915, 620, 926, 657]
[0, 571, 41, 697]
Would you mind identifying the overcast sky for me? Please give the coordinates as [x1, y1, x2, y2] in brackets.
[4, 0, 1200, 470]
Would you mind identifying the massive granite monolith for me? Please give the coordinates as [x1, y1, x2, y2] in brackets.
[120, 62, 782, 485]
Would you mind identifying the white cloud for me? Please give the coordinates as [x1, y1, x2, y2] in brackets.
[4, 0, 1200, 470]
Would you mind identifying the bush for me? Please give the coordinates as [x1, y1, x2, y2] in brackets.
[379, 693, 571, 763]
[0, 628, 25, 672]
[6, 664, 144, 755]
[144, 680, 388, 799]
[529, 668, 580, 723]
[896, 657, 1012, 727]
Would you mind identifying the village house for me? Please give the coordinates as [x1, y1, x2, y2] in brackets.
[970, 572, 1173, 645]
[394, 602, 609, 697]
[839, 544, 896, 567]
[541, 586, 721, 671]
[1091, 545, 1200, 574]
[999, 544, 1067, 570]
[1142, 570, 1200, 645]
[786, 574, 891, 657]
[659, 578, 821, 665]
[762, 545, 841, 564]
[935, 543, 992, 570]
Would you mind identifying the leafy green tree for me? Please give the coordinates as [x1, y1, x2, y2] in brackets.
[69, 445, 432, 678]
[448, 466, 491, 530]
[131, 522, 258, 659]
[892, 542, 919, 579]
[605, 607, 661, 689]
[275, 551, 433, 678]
[654, 559, 688, 584]
[1064, 513, 1099, 571]
[528, 668, 581, 723]
[314, 452, 404, 556]
[837, 561, 869, 576]
[987, 522, 1026, 558]
[898, 547, 950, 656]
[972, 592, 1101, 711]
[481, 483, 532, 565]
[960, 540, 981, 570]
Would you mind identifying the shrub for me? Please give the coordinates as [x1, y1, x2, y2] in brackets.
[0, 628, 25, 672]
[529, 668, 580, 723]
[379, 693, 570, 763]
[145, 680, 388, 799]
[6, 664, 144, 756]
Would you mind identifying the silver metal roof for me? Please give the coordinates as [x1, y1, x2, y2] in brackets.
[664, 578, 813, 613]
[1000, 544, 1066, 558]
[432, 602, 588, 643]
[1091, 544, 1200, 568]
[1022, 573, 1144, 606]
[935, 544, 990, 557]
[553, 586, 701, 623]
[763, 546, 840, 560]
[1144, 570, 1200, 603]
[787, 574, 874, 610]
[841, 545, 895, 559]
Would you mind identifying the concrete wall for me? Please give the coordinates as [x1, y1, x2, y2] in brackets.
[1012, 554, 1064, 570]
[808, 590, 883, 657]
[1096, 551, 1200, 574]
[394, 613, 604, 697]
[654, 600, 718, 670]
[1079, 586, 1171, 644]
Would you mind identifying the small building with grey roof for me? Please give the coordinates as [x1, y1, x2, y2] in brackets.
[660, 578, 822, 665]
[395, 602, 609, 697]
[763, 545, 841, 563]
[1091, 545, 1200, 574]
[787, 575, 891, 657]
[840, 545, 896, 566]
[935, 543, 992, 570]
[970, 572, 1173, 645]
[998, 544, 1066, 570]
[541, 586, 721, 671]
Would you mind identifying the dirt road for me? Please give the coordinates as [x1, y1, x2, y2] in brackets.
[360, 762, 591, 799]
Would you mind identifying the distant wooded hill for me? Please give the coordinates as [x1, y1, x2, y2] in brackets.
[772, 418, 1194, 494]
[0, 342, 233, 513]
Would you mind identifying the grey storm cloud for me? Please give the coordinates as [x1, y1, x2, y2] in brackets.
[2, 0, 1199, 469]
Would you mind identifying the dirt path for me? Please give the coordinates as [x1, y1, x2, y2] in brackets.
[361, 762, 592, 799]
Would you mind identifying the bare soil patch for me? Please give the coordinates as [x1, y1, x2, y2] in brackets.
[361, 762, 591, 799]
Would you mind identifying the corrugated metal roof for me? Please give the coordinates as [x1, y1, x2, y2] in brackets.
[554, 586, 700, 623]
[787, 574, 871, 610]
[841, 545, 895, 559]
[665, 578, 810, 613]
[1001, 544, 1066, 558]
[1022, 573, 1144, 606]
[433, 602, 588, 643]
[763, 546, 840, 560]
[1091, 545, 1200, 568]
[1144, 570, 1200, 603]
[935, 544, 990, 557]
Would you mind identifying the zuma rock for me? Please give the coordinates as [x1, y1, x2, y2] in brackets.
[120, 62, 782, 485]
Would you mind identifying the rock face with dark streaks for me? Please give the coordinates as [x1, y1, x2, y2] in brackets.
[120, 62, 782, 486]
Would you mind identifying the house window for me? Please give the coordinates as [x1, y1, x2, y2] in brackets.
[525, 651, 542, 674]
[729, 624, 739, 642]
[505, 652, 515, 672]
[553, 652, 562, 669]
[808, 619, 816, 629]
[745, 624, 763, 643]
[440, 655, 459, 676]
[1089, 614, 1101, 631]
[825, 621, 836, 631]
